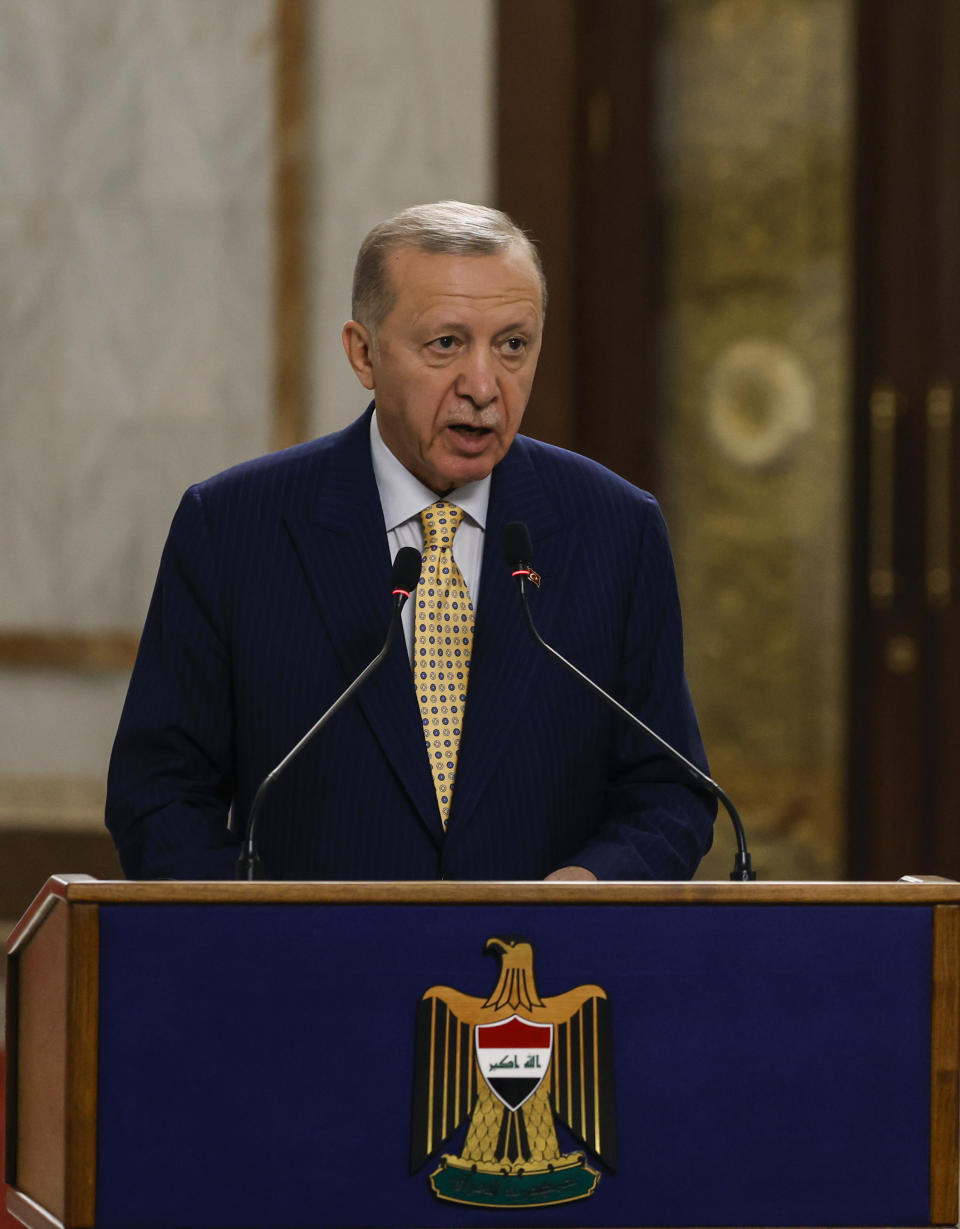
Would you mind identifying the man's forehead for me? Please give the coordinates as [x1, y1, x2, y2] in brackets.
[384, 243, 543, 314]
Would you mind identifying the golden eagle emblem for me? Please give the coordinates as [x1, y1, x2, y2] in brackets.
[410, 935, 617, 1208]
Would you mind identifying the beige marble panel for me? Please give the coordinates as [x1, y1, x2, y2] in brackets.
[0, 0, 114, 196]
[140, 1, 272, 204]
[0, 0, 273, 787]
[309, 0, 495, 436]
[57, 0, 147, 199]
[0, 670, 129, 779]
[0, 0, 273, 634]
[1, 194, 74, 624]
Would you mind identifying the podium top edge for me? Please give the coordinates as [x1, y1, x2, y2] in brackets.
[8, 875, 960, 953]
[29, 874, 960, 906]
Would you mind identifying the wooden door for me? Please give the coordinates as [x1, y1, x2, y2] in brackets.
[848, 0, 960, 877]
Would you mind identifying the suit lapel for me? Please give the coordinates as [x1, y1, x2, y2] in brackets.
[284, 413, 443, 846]
[448, 438, 575, 839]
[282, 419, 578, 853]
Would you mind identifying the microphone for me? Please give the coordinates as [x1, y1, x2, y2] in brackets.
[503, 522, 756, 881]
[236, 546, 422, 880]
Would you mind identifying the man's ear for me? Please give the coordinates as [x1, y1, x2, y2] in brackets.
[342, 320, 376, 390]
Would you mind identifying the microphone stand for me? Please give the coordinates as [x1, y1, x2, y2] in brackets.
[237, 556, 419, 880]
[510, 565, 756, 882]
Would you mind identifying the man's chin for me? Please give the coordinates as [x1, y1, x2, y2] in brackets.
[427, 446, 503, 492]
[433, 460, 497, 492]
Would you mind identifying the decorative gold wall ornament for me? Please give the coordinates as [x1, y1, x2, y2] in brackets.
[410, 935, 616, 1208]
[705, 338, 814, 469]
[657, 0, 852, 881]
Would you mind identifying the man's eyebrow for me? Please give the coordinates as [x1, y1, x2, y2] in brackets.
[417, 324, 465, 340]
[417, 310, 540, 336]
[494, 318, 539, 337]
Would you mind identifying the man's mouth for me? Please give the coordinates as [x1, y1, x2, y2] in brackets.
[449, 424, 492, 436]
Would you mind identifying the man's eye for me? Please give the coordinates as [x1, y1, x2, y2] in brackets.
[431, 336, 457, 350]
[504, 337, 526, 353]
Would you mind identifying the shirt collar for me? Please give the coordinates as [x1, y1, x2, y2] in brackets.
[370, 409, 490, 531]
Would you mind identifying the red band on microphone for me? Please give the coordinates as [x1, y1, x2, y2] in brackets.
[392, 587, 412, 599]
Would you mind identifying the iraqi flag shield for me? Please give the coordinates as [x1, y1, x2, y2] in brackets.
[475, 1015, 553, 1111]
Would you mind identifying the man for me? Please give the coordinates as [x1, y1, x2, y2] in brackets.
[106, 201, 715, 881]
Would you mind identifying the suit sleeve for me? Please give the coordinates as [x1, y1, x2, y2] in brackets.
[105, 487, 240, 879]
[568, 500, 717, 880]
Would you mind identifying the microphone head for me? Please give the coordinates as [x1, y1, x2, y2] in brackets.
[392, 546, 422, 593]
[503, 521, 534, 567]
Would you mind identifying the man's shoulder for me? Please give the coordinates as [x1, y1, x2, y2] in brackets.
[194, 436, 329, 499]
[510, 432, 659, 514]
[190, 413, 368, 506]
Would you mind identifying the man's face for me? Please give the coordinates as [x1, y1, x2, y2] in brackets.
[342, 244, 543, 493]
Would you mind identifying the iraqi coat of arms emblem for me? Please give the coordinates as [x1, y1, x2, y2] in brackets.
[410, 935, 617, 1209]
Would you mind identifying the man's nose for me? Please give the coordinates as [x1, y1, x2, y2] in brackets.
[455, 346, 498, 407]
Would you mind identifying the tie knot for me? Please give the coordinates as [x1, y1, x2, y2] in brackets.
[420, 500, 464, 549]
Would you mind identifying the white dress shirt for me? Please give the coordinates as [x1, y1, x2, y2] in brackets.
[370, 411, 490, 661]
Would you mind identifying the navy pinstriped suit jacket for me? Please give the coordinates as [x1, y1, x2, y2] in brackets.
[106, 407, 715, 880]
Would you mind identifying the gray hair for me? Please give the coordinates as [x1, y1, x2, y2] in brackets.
[351, 200, 547, 331]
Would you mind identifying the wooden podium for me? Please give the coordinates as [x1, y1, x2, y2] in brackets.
[5, 875, 960, 1229]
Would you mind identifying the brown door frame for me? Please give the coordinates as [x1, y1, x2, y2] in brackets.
[496, 0, 663, 494]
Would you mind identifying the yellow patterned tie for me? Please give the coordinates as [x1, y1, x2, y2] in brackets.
[416, 501, 474, 828]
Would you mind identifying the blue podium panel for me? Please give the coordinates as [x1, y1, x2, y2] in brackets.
[95, 903, 932, 1229]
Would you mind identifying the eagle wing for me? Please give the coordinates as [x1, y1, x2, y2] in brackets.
[409, 986, 485, 1173]
[546, 985, 618, 1170]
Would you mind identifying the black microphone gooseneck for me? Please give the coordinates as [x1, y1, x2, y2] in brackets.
[236, 546, 422, 880]
[502, 522, 756, 881]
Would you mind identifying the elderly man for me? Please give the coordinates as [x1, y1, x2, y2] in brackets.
[106, 201, 715, 881]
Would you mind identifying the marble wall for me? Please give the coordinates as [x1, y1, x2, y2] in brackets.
[0, 0, 274, 633]
[0, 0, 493, 831]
